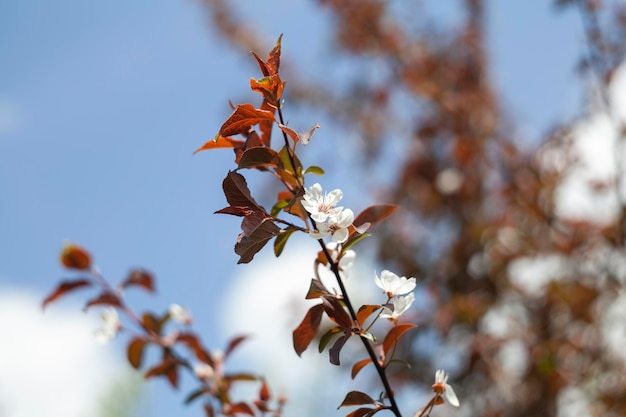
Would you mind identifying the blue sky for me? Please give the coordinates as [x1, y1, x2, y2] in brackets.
[0, 1, 586, 416]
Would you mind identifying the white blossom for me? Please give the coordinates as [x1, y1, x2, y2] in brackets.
[310, 208, 354, 243]
[375, 270, 416, 297]
[95, 307, 121, 343]
[301, 183, 343, 223]
[432, 369, 460, 407]
[194, 362, 215, 380]
[169, 303, 192, 324]
[380, 292, 415, 320]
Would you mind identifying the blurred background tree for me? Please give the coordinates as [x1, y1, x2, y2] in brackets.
[198, 0, 626, 416]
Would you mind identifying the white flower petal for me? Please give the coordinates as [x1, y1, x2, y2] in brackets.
[445, 384, 460, 407]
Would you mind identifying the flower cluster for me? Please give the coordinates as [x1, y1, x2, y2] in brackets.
[95, 307, 121, 343]
[375, 270, 416, 320]
[302, 183, 354, 243]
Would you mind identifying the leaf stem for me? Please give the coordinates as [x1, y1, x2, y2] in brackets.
[317, 240, 403, 417]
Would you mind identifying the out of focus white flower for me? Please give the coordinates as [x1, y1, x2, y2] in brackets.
[94, 308, 121, 343]
[194, 362, 215, 380]
[169, 303, 192, 325]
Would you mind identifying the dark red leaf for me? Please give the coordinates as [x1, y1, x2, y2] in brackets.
[338, 391, 377, 408]
[121, 269, 155, 293]
[127, 337, 148, 369]
[224, 334, 248, 358]
[322, 295, 353, 329]
[292, 304, 325, 356]
[237, 147, 278, 169]
[329, 333, 349, 366]
[85, 291, 123, 309]
[144, 355, 178, 388]
[234, 218, 281, 264]
[42, 278, 92, 309]
[221, 171, 261, 210]
[177, 332, 212, 365]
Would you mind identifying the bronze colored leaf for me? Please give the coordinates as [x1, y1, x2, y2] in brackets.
[193, 136, 245, 155]
[127, 337, 148, 369]
[338, 391, 377, 408]
[217, 104, 275, 138]
[356, 304, 382, 325]
[237, 147, 278, 170]
[59, 243, 92, 270]
[305, 277, 331, 299]
[121, 269, 155, 293]
[351, 358, 373, 379]
[353, 204, 398, 230]
[292, 303, 324, 356]
[42, 278, 92, 309]
[382, 323, 417, 357]
[176, 332, 212, 365]
[85, 291, 123, 309]
[224, 334, 248, 358]
[227, 402, 255, 416]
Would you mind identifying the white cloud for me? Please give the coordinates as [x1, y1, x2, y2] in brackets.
[554, 63, 626, 224]
[0, 287, 126, 417]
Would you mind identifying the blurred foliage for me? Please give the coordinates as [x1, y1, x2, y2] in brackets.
[200, 0, 626, 416]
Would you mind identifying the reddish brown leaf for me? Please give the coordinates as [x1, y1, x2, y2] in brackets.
[305, 277, 331, 299]
[42, 278, 92, 309]
[121, 269, 155, 293]
[266, 34, 283, 76]
[221, 171, 261, 210]
[85, 291, 123, 309]
[224, 334, 248, 358]
[144, 355, 178, 388]
[322, 295, 353, 329]
[293, 303, 325, 356]
[258, 378, 271, 402]
[234, 218, 281, 264]
[329, 333, 349, 366]
[127, 337, 148, 369]
[227, 402, 255, 416]
[217, 104, 275, 138]
[237, 147, 278, 169]
[193, 136, 245, 155]
[59, 243, 92, 270]
[382, 323, 417, 357]
[353, 205, 399, 230]
[142, 312, 165, 335]
[177, 332, 212, 365]
[346, 407, 376, 417]
[338, 391, 377, 408]
[250, 75, 285, 105]
[351, 358, 373, 379]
